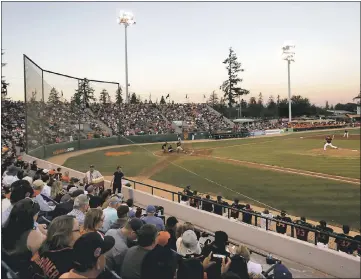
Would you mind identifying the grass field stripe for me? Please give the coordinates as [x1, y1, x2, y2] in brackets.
[209, 156, 360, 185]
[118, 135, 282, 212]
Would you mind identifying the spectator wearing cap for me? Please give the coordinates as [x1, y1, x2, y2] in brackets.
[102, 196, 121, 232]
[315, 220, 334, 249]
[67, 194, 90, 226]
[140, 231, 178, 279]
[33, 180, 55, 212]
[273, 263, 292, 279]
[105, 218, 144, 274]
[335, 225, 355, 255]
[110, 205, 129, 230]
[235, 245, 262, 275]
[177, 230, 202, 257]
[83, 208, 105, 234]
[41, 174, 52, 197]
[2, 180, 34, 226]
[121, 224, 158, 279]
[29, 215, 81, 279]
[87, 185, 103, 208]
[2, 165, 19, 188]
[166, 216, 179, 251]
[59, 232, 115, 279]
[141, 205, 165, 231]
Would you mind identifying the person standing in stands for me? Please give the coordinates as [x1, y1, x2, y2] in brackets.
[111, 166, 124, 194]
[214, 195, 227, 216]
[294, 217, 313, 242]
[202, 194, 214, 212]
[242, 204, 253, 225]
[335, 225, 354, 255]
[166, 216, 179, 251]
[230, 198, 243, 220]
[275, 210, 292, 235]
[87, 186, 103, 208]
[315, 220, 334, 249]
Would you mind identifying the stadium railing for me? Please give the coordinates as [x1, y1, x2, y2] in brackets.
[126, 178, 360, 251]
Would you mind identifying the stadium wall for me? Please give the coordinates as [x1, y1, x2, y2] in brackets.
[28, 133, 210, 159]
[22, 153, 361, 278]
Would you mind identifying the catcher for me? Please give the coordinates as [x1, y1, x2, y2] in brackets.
[324, 135, 338, 151]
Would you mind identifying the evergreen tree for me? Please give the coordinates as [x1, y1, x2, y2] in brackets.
[160, 95, 166, 105]
[130, 92, 138, 104]
[73, 78, 95, 109]
[116, 87, 123, 105]
[257, 92, 263, 105]
[48, 87, 60, 104]
[325, 101, 329, 110]
[99, 89, 109, 104]
[221, 47, 249, 107]
[207, 91, 219, 107]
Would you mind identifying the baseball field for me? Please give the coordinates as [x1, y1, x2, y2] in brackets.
[59, 128, 360, 229]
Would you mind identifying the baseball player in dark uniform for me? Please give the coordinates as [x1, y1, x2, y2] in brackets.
[324, 135, 338, 151]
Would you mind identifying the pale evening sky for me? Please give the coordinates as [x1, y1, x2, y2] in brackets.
[1, 1, 360, 106]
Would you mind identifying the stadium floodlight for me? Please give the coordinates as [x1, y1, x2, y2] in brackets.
[282, 43, 295, 122]
[118, 11, 136, 103]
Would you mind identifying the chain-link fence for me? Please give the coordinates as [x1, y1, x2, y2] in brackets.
[24, 55, 120, 158]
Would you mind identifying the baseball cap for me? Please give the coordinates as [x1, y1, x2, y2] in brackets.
[71, 189, 84, 198]
[273, 264, 292, 279]
[156, 231, 171, 247]
[108, 196, 121, 205]
[42, 169, 49, 174]
[146, 205, 156, 213]
[72, 232, 115, 270]
[178, 230, 201, 255]
[89, 165, 94, 168]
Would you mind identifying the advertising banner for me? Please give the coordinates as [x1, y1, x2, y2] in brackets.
[265, 129, 282, 135]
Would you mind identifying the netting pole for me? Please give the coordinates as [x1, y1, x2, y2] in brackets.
[77, 79, 81, 151]
[41, 69, 46, 158]
[117, 83, 121, 144]
[23, 55, 29, 154]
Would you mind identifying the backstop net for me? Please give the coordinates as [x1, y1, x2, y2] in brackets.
[24, 55, 120, 158]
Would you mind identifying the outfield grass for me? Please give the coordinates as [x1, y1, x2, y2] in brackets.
[63, 145, 160, 177]
[150, 158, 360, 228]
[63, 128, 360, 228]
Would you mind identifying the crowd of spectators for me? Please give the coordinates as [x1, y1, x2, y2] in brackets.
[1, 155, 302, 279]
[160, 103, 233, 133]
[91, 103, 172, 136]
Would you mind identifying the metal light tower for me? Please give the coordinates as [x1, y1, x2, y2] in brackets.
[118, 11, 136, 104]
[282, 43, 295, 122]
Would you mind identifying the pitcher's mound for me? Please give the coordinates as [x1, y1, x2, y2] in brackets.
[105, 151, 132, 156]
[308, 148, 360, 158]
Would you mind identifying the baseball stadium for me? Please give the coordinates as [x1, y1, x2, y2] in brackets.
[2, 53, 357, 279]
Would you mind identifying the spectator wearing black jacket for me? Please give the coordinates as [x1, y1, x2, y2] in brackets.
[230, 198, 244, 219]
[87, 186, 103, 208]
[294, 217, 313, 242]
[315, 220, 334, 248]
[202, 195, 213, 213]
[202, 231, 230, 258]
[214, 196, 227, 216]
[166, 216, 178, 251]
[335, 225, 355, 254]
[275, 210, 292, 235]
[242, 204, 253, 225]
[353, 230, 361, 257]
